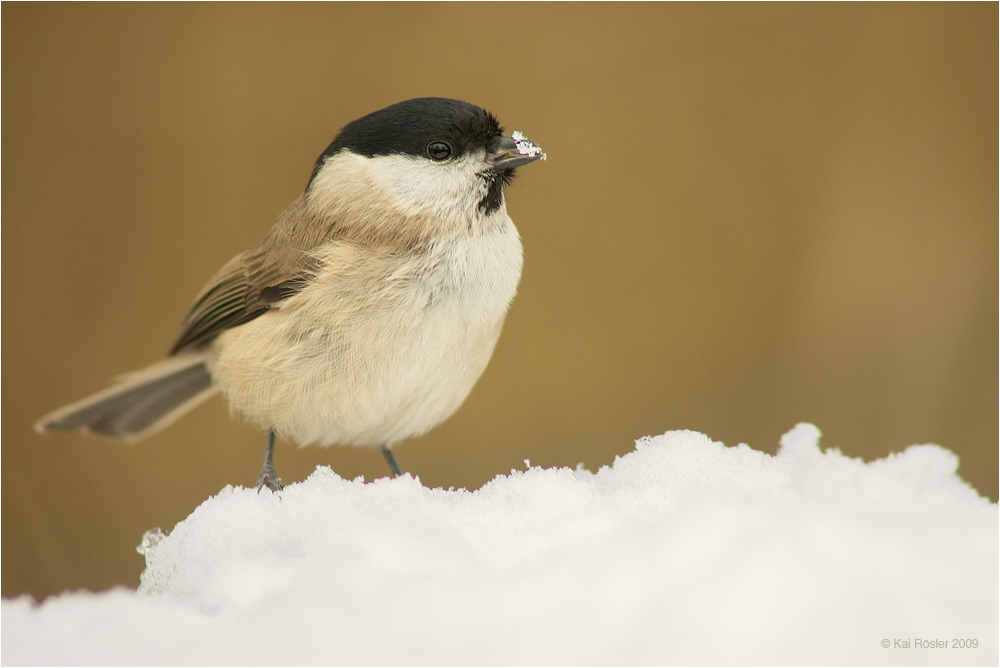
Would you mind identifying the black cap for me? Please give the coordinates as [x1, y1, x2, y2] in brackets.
[309, 98, 504, 185]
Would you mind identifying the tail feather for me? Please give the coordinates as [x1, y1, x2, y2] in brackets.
[35, 354, 218, 442]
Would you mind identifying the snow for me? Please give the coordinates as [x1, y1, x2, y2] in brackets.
[511, 130, 546, 160]
[3, 424, 997, 665]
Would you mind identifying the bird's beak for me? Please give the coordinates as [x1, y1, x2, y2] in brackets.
[491, 131, 546, 171]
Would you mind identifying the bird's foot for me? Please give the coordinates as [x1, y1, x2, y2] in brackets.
[256, 465, 285, 493]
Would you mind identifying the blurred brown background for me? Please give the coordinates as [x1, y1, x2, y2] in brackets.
[4, 4, 996, 599]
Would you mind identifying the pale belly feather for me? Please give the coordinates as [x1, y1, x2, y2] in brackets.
[209, 222, 522, 447]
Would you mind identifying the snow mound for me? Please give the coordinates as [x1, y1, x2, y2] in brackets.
[3, 424, 997, 665]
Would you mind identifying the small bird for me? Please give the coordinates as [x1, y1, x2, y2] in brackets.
[35, 97, 545, 491]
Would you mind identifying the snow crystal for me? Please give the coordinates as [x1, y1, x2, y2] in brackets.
[511, 129, 546, 160]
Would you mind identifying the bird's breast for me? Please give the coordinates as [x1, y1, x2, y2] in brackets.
[210, 216, 523, 447]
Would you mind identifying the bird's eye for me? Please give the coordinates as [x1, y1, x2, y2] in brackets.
[427, 141, 453, 161]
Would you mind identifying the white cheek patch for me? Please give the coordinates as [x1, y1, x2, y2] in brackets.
[308, 149, 504, 238]
[364, 152, 488, 216]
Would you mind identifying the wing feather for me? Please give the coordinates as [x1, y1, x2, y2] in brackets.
[169, 195, 330, 354]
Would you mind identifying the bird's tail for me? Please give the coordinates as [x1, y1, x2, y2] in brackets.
[35, 353, 218, 443]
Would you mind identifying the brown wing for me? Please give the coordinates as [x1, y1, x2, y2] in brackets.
[169, 195, 333, 354]
[168, 254, 262, 354]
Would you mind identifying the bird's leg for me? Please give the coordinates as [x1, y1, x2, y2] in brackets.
[381, 444, 403, 477]
[256, 429, 285, 492]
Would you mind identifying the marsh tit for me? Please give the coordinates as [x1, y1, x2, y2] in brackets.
[35, 97, 545, 491]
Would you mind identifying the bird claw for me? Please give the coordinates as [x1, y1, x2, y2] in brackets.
[256, 467, 285, 493]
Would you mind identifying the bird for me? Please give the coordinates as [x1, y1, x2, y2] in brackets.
[35, 97, 545, 491]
